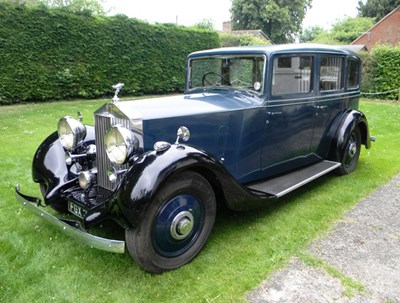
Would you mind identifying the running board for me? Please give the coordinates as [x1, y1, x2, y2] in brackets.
[247, 160, 341, 198]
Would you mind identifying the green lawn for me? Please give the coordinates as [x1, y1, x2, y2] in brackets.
[1, 98, 399, 303]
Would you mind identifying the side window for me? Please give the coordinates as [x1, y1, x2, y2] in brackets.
[272, 56, 313, 96]
[320, 56, 343, 91]
[346, 58, 360, 89]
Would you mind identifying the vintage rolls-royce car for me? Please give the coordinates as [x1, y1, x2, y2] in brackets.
[16, 44, 373, 273]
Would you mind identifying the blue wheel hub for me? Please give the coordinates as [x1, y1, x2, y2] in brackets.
[152, 194, 204, 257]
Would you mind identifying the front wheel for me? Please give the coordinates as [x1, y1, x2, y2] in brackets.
[125, 171, 216, 273]
[336, 126, 361, 175]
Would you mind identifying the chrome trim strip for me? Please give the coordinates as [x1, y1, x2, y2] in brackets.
[275, 161, 341, 198]
[15, 184, 125, 254]
[268, 91, 360, 105]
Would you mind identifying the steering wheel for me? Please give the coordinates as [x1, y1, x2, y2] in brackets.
[202, 72, 230, 86]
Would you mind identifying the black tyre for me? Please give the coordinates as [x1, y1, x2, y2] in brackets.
[125, 171, 216, 273]
[336, 126, 361, 175]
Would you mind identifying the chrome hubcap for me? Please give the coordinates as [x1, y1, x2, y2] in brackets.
[348, 141, 357, 158]
[170, 211, 194, 240]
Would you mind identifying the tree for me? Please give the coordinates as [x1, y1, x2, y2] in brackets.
[303, 17, 374, 45]
[299, 26, 324, 43]
[230, 0, 312, 44]
[195, 19, 215, 30]
[357, 0, 400, 21]
[40, 0, 106, 14]
[219, 32, 270, 47]
[0, 0, 105, 13]
[0, 0, 40, 4]
[330, 17, 374, 43]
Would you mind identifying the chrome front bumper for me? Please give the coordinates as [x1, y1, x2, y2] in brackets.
[15, 184, 125, 254]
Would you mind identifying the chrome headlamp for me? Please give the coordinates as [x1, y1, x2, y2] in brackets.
[79, 171, 95, 190]
[104, 125, 139, 165]
[57, 116, 86, 151]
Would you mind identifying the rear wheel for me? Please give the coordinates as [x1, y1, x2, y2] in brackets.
[336, 126, 361, 175]
[125, 171, 216, 273]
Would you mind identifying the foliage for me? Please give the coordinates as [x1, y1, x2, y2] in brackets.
[39, 0, 106, 15]
[299, 26, 324, 43]
[330, 17, 374, 44]
[230, 0, 312, 44]
[302, 17, 374, 44]
[0, 0, 103, 13]
[0, 3, 220, 104]
[0, 98, 399, 302]
[0, 0, 38, 4]
[194, 19, 215, 30]
[357, 0, 400, 21]
[219, 32, 271, 47]
[361, 45, 400, 100]
[308, 32, 341, 44]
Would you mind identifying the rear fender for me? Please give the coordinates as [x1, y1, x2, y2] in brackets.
[328, 109, 371, 162]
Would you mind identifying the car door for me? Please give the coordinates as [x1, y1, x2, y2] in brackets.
[261, 54, 317, 177]
[311, 54, 345, 157]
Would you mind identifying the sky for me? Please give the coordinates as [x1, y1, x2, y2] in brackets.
[103, 0, 361, 31]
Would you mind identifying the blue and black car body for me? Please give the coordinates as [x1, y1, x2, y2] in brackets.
[16, 44, 373, 273]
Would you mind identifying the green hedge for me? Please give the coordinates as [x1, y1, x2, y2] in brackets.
[0, 4, 220, 104]
[360, 44, 400, 100]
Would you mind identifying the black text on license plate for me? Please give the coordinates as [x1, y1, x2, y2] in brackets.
[68, 201, 87, 218]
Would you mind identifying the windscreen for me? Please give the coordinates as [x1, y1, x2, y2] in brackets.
[188, 55, 266, 94]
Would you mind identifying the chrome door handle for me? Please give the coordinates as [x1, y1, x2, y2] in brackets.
[267, 111, 282, 116]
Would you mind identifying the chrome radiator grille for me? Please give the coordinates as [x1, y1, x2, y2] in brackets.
[95, 114, 130, 191]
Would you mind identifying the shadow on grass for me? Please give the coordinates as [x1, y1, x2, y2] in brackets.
[65, 170, 341, 274]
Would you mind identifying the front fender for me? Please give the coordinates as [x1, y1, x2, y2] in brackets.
[116, 144, 270, 227]
[32, 126, 95, 207]
[116, 144, 220, 226]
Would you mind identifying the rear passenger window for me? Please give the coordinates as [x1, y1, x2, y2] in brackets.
[347, 58, 359, 89]
[320, 56, 343, 91]
[272, 56, 313, 96]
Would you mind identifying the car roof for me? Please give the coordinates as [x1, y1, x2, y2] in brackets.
[188, 43, 359, 58]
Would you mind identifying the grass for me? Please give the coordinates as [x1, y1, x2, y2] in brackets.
[297, 252, 365, 297]
[1, 98, 400, 302]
